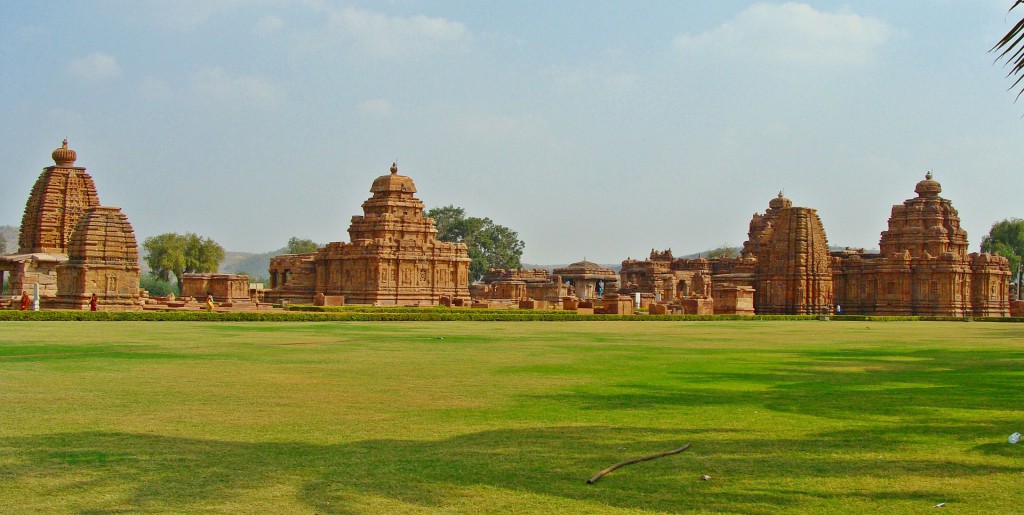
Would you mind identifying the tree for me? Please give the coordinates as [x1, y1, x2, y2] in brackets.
[142, 232, 225, 292]
[0, 232, 5, 254]
[425, 205, 525, 282]
[706, 244, 740, 259]
[981, 218, 1024, 282]
[286, 237, 319, 254]
[140, 275, 178, 296]
[993, 1, 1024, 99]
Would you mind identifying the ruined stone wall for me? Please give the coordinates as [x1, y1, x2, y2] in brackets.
[712, 284, 755, 315]
[265, 253, 317, 303]
[970, 252, 1011, 317]
[182, 273, 252, 303]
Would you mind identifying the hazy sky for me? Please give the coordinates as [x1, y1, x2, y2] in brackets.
[2, 1, 1022, 263]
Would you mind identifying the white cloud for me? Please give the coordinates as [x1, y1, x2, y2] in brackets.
[358, 98, 394, 118]
[325, 7, 469, 58]
[188, 67, 285, 110]
[68, 52, 122, 82]
[118, 0, 252, 29]
[673, 3, 892, 66]
[253, 14, 284, 35]
[136, 77, 173, 101]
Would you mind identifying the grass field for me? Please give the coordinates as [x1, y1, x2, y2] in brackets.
[0, 321, 1021, 513]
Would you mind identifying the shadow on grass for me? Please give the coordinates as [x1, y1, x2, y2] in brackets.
[0, 425, 1013, 513]
[546, 347, 1024, 420]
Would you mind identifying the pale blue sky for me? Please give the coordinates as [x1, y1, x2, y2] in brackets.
[1, 1, 1021, 263]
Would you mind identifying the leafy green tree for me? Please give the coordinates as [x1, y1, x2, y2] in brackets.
[981, 218, 1024, 282]
[426, 205, 525, 282]
[140, 275, 178, 296]
[286, 237, 319, 254]
[142, 232, 225, 292]
[993, 1, 1024, 99]
[0, 232, 6, 254]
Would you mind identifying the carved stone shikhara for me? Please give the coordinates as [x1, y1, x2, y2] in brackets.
[53, 206, 142, 310]
[18, 139, 101, 255]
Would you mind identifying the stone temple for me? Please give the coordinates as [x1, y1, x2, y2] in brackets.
[831, 173, 1010, 316]
[266, 163, 471, 305]
[1, 140, 141, 309]
[744, 192, 834, 315]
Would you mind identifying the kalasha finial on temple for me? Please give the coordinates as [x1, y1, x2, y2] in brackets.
[390, 162, 398, 174]
[914, 170, 941, 197]
[52, 138, 77, 166]
[769, 190, 791, 210]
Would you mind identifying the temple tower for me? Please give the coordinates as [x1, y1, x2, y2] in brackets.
[879, 172, 969, 259]
[18, 140, 101, 254]
[747, 194, 834, 314]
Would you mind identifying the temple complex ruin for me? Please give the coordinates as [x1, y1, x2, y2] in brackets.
[1, 140, 141, 309]
[264, 163, 471, 305]
[619, 177, 1009, 317]
[471, 268, 570, 303]
[0, 139, 1012, 317]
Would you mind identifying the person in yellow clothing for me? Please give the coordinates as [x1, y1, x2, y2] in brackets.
[205, 292, 216, 311]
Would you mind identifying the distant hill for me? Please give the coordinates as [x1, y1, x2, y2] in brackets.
[219, 248, 286, 282]
[522, 263, 622, 273]
[0, 225, 18, 254]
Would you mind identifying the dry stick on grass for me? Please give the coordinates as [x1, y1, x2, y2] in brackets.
[586, 443, 692, 484]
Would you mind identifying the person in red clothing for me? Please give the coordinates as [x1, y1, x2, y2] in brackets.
[19, 291, 30, 310]
[90, 293, 99, 311]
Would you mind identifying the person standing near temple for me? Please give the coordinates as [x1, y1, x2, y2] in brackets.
[19, 291, 30, 310]
[90, 293, 99, 311]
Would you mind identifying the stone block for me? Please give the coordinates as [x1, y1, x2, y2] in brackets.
[1011, 300, 1024, 317]
[681, 297, 714, 315]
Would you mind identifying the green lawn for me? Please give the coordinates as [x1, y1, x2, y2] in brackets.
[0, 321, 1021, 513]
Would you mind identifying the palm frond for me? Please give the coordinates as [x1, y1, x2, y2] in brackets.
[992, 1, 1024, 100]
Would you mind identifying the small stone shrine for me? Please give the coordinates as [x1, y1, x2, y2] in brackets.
[53, 206, 141, 310]
[552, 260, 619, 300]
